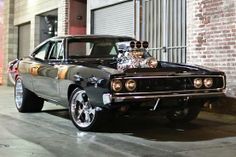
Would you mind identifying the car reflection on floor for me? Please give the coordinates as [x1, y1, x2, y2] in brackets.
[44, 108, 236, 142]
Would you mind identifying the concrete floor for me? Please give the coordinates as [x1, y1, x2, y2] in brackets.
[1, 86, 236, 157]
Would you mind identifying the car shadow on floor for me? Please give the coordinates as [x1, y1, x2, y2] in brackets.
[44, 109, 236, 142]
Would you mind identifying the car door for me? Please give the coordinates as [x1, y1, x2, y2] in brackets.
[31, 40, 63, 101]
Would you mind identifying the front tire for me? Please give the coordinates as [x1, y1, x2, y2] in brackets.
[14, 77, 44, 112]
[69, 89, 102, 131]
[166, 100, 202, 123]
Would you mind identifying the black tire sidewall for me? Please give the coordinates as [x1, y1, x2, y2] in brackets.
[68, 88, 100, 131]
[167, 100, 202, 123]
[14, 77, 44, 112]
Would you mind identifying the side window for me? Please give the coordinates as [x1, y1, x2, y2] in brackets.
[48, 41, 63, 60]
[34, 43, 50, 60]
[58, 43, 64, 59]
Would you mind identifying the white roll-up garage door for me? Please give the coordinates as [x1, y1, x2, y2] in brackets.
[92, 1, 134, 37]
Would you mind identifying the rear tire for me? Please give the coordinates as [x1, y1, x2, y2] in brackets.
[14, 77, 44, 112]
[166, 100, 202, 123]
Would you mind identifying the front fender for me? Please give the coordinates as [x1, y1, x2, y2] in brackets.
[62, 65, 112, 108]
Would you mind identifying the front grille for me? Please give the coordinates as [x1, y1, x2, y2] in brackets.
[137, 77, 225, 92]
[114, 75, 225, 93]
[137, 78, 192, 92]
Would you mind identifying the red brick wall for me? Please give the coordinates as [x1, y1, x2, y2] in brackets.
[58, 0, 70, 36]
[0, 0, 3, 85]
[187, 0, 236, 86]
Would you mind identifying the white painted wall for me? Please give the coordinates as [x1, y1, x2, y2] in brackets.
[14, 0, 59, 25]
[13, 0, 67, 51]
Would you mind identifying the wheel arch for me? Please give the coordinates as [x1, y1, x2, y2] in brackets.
[67, 84, 83, 101]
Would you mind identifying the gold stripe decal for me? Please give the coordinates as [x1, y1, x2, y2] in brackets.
[30, 64, 41, 76]
[57, 66, 68, 79]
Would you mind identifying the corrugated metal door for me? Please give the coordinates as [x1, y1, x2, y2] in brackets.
[92, 1, 134, 37]
[142, 0, 186, 63]
[18, 23, 31, 58]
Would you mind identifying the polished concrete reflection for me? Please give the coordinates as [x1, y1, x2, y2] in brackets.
[0, 86, 236, 157]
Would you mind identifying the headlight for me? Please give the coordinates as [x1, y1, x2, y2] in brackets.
[194, 78, 203, 88]
[147, 57, 158, 68]
[111, 79, 122, 92]
[204, 78, 213, 88]
[125, 79, 136, 91]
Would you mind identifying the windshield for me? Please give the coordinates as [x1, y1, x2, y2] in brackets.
[68, 39, 132, 59]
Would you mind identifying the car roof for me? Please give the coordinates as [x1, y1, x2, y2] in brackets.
[33, 35, 135, 53]
[52, 35, 135, 41]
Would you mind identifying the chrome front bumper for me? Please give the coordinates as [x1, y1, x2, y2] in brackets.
[103, 91, 225, 104]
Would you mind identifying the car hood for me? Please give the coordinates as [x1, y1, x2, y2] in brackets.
[157, 61, 225, 75]
[70, 59, 225, 76]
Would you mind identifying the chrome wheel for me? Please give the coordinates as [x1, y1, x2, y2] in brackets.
[70, 90, 96, 128]
[15, 79, 23, 109]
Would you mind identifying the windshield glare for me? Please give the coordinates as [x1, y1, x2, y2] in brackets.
[68, 39, 132, 59]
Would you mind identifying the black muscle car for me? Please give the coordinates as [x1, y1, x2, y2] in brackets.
[9, 35, 226, 131]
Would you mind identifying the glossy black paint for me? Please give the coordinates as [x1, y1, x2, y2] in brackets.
[12, 35, 226, 110]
